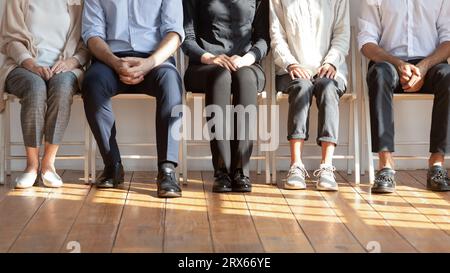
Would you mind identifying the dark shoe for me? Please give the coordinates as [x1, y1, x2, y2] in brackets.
[232, 170, 252, 193]
[157, 167, 182, 198]
[213, 172, 232, 193]
[96, 162, 125, 188]
[427, 166, 450, 192]
[371, 168, 396, 194]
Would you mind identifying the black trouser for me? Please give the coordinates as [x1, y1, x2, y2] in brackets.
[276, 75, 346, 145]
[367, 60, 450, 154]
[184, 64, 265, 177]
[82, 52, 183, 168]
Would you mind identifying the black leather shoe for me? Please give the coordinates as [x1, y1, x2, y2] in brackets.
[96, 162, 125, 188]
[232, 170, 252, 193]
[157, 167, 182, 198]
[427, 166, 450, 192]
[371, 168, 396, 194]
[213, 172, 232, 193]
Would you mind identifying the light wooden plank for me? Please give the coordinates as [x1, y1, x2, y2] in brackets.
[164, 171, 213, 253]
[278, 171, 365, 253]
[112, 171, 166, 253]
[334, 173, 417, 252]
[394, 171, 450, 236]
[202, 171, 264, 253]
[348, 172, 450, 253]
[246, 172, 314, 252]
[0, 172, 55, 252]
[9, 171, 91, 253]
[61, 172, 132, 253]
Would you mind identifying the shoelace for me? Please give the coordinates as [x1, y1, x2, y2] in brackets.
[288, 164, 310, 179]
[375, 173, 394, 184]
[313, 166, 336, 179]
[432, 169, 449, 181]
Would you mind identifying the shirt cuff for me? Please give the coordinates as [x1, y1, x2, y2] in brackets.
[82, 31, 106, 45]
[357, 37, 378, 52]
[163, 27, 185, 43]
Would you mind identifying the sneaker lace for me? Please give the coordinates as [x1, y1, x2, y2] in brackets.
[376, 173, 394, 184]
[313, 166, 336, 179]
[432, 169, 448, 181]
[288, 164, 309, 179]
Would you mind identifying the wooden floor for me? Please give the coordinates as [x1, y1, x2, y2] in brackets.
[0, 170, 450, 253]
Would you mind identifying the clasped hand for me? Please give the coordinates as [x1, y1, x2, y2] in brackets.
[397, 62, 427, 92]
[114, 57, 155, 85]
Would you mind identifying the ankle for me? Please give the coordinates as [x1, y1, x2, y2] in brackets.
[24, 165, 39, 174]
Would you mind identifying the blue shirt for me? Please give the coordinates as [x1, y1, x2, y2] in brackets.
[82, 0, 185, 53]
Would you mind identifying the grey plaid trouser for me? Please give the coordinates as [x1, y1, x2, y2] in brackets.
[5, 68, 78, 148]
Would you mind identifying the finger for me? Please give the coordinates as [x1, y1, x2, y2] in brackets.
[289, 71, 296, 80]
[43, 67, 52, 80]
[410, 65, 421, 77]
[302, 70, 311, 79]
[403, 75, 420, 90]
[326, 69, 334, 79]
[318, 67, 326, 78]
[293, 70, 303, 79]
[222, 58, 237, 71]
[51, 61, 62, 73]
[403, 65, 413, 78]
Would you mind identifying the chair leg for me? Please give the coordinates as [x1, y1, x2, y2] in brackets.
[83, 118, 90, 185]
[363, 84, 375, 184]
[347, 100, 354, 175]
[256, 97, 262, 175]
[90, 133, 97, 183]
[353, 99, 361, 184]
[271, 97, 278, 185]
[0, 110, 5, 185]
[182, 95, 188, 185]
[5, 100, 11, 176]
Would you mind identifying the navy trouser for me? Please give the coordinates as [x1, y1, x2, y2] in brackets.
[82, 52, 183, 168]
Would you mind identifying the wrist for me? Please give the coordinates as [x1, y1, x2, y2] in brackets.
[22, 58, 36, 70]
[201, 53, 215, 64]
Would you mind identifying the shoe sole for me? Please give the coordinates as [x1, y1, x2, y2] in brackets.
[232, 188, 252, 193]
[371, 187, 395, 194]
[212, 188, 233, 193]
[96, 180, 124, 189]
[284, 183, 307, 190]
[427, 186, 450, 192]
[158, 192, 182, 198]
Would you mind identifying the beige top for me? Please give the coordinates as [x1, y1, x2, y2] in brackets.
[0, 0, 90, 112]
[270, 0, 350, 83]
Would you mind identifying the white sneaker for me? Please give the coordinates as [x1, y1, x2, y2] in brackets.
[15, 173, 38, 189]
[314, 164, 338, 191]
[285, 163, 309, 190]
[42, 170, 63, 188]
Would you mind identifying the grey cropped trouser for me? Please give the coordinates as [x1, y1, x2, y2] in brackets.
[5, 68, 78, 148]
[276, 75, 346, 145]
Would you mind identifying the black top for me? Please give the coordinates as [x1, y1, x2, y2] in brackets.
[182, 0, 270, 64]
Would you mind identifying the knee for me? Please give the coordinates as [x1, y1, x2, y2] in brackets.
[434, 64, 450, 85]
[314, 78, 339, 100]
[156, 66, 183, 105]
[232, 66, 258, 84]
[82, 66, 114, 100]
[49, 74, 76, 103]
[367, 62, 396, 83]
[287, 79, 313, 102]
[22, 79, 47, 105]
[207, 66, 232, 88]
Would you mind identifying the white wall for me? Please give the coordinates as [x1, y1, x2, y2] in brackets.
[1, 0, 441, 172]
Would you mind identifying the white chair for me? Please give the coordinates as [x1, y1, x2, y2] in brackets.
[180, 53, 272, 185]
[361, 57, 450, 184]
[270, 27, 361, 185]
[0, 93, 91, 185]
[89, 52, 185, 183]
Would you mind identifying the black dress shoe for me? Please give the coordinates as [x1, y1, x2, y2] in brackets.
[427, 166, 450, 192]
[157, 167, 182, 198]
[96, 162, 125, 188]
[232, 170, 252, 193]
[371, 168, 396, 194]
[213, 172, 232, 193]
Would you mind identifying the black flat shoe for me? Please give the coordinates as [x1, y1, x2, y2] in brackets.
[427, 166, 450, 192]
[96, 162, 125, 188]
[371, 168, 396, 194]
[213, 173, 232, 193]
[232, 170, 252, 193]
[157, 167, 182, 198]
